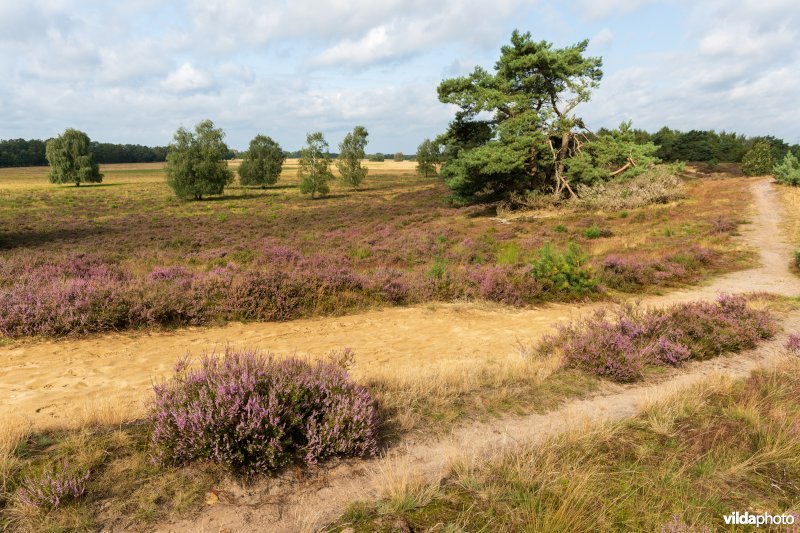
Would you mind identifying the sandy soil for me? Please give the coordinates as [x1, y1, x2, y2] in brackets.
[155, 177, 800, 533]
[3, 179, 798, 430]
[1, 178, 798, 531]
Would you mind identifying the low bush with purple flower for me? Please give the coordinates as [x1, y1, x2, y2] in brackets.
[148, 348, 378, 477]
[786, 334, 800, 354]
[537, 294, 777, 382]
[17, 460, 90, 511]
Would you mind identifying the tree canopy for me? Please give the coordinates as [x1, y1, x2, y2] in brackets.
[238, 134, 285, 187]
[436, 30, 603, 204]
[416, 139, 441, 177]
[742, 141, 774, 176]
[336, 126, 369, 189]
[298, 132, 333, 198]
[45, 128, 103, 186]
[565, 121, 659, 185]
[165, 119, 232, 200]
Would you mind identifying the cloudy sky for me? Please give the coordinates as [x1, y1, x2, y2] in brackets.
[1, 0, 798, 152]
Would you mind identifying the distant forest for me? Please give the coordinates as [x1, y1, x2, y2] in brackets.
[1, 129, 798, 168]
[610, 127, 800, 164]
[0, 139, 170, 167]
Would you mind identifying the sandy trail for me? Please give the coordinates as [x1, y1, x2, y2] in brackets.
[0, 178, 798, 530]
[159, 177, 800, 532]
[2, 179, 798, 429]
[163, 319, 800, 533]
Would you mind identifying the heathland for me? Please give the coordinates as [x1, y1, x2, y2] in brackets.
[3, 155, 800, 531]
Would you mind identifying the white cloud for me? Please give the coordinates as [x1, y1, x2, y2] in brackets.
[591, 28, 614, 47]
[312, 0, 530, 67]
[162, 63, 215, 93]
[575, 0, 652, 20]
[584, 0, 800, 138]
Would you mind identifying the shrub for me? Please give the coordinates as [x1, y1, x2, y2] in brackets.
[710, 217, 737, 234]
[795, 250, 800, 270]
[530, 243, 597, 296]
[583, 224, 611, 239]
[601, 246, 715, 291]
[774, 152, 800, 186]
[467, 265, 539, 306]
[786, 334, 800, 353]
[17, 460, 90, 510]
[741, 140, 774, 176]
[576, 166, 684, 210]
[149, 349, 378, 477]
[538, 295, 776, 382]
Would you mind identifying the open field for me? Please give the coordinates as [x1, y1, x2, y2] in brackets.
[0, 162, 753, 340]
[2, 167, 800, 530]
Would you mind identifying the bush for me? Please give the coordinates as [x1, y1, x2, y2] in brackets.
[742, 141, 774, 176]
[601, 246, 715, 291]
[786, 334, 800, 353]
[531, 243, 597, 296]
[537, 294, 776, 382]
[149, 349, 378, 477]
[575, 166, 684, 210]
[774, 152, 800, 186]
[583, 224, 611, 239]
[17, 460, 90, 511]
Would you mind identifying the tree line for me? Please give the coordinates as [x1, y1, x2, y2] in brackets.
[0, 138, 173, 167]
[619, 127, 799, 165]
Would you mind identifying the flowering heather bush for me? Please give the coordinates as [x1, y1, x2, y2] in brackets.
[538, 295, 776, 382]
[17, 460, 90, 511]
[148, 348, 378, 476]
[786, 334, 800, 354]
[601, 246, 716, 291]
[467, 265, 539, 306]
[149, 265, 192, 281]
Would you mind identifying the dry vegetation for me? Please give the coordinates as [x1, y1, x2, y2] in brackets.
[0, 163, 774, 530]
[0, 162, 752, 339]
[336, 357, 800, 532]
[776, 182, 800, 270]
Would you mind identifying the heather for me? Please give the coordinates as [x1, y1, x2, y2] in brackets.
[17, 460, 89, 511]
[0, 164, 752, 338]
[148, 348, 378, 477]
[537, 294, 777, 382]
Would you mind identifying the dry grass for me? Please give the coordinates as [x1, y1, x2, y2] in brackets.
[776, 183, 800, 250]
[336, 358, 800, 531]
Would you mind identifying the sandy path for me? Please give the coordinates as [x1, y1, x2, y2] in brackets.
[163, 318, 800, 533]
[158, 177, 800, 532]
[2, 179, 798, 429]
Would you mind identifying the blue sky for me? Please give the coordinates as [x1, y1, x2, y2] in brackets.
[1, 0, 798, 152]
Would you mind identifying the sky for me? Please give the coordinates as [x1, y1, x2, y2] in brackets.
[1, 0, 799, 152]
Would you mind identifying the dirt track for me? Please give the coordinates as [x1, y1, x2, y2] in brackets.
[1, 178, 799, 531]
[161, 177, 800, 532]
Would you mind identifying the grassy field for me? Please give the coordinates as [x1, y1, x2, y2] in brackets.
[0, 162, 787, 530]
[0, 161, 753, 339]
[336, 357, 800, 532]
